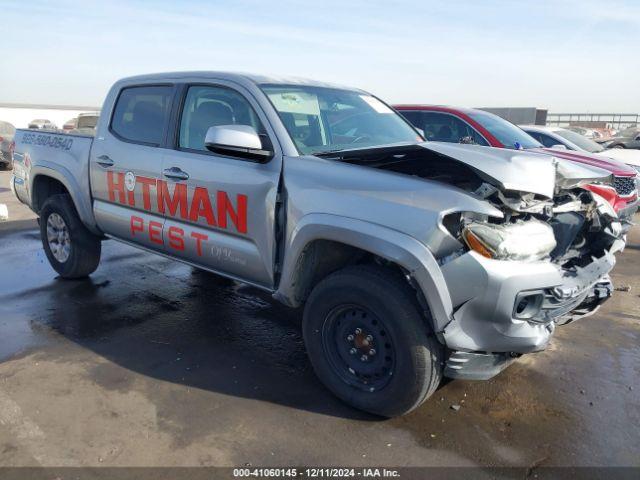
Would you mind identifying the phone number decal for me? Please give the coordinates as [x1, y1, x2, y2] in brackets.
[21, 133, 73, 151]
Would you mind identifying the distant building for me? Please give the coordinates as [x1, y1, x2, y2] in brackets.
[477, 107, 548, 126]
[0, 103, 100, 129]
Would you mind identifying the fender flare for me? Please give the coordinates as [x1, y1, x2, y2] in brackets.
[274, 213, 454, 332]
[30, 165, 101, 235]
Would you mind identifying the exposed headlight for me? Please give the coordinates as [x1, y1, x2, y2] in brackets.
[462, 219, 557, 261]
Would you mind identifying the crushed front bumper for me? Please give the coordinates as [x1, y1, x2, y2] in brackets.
[439, 250, 617, 356]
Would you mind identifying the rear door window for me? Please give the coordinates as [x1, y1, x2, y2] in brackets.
[110, 86, 173, 145]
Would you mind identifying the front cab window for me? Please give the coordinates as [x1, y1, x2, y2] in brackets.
[179, 85, 267, 152]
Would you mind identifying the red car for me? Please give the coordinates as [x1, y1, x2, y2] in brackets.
[395, 105, 638, 220]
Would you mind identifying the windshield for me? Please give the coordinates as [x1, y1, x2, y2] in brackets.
[261, 85, 422, 155]
[555, 129, 604, 153]
[467, 111, 541, 149]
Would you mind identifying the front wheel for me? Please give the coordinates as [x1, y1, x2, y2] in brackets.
[303, 265, 443, 417]
[40, 194, 102, 278]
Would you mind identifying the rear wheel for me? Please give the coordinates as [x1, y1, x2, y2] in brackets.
[303, 265, 443, 417]
[40, 194, 101, 278]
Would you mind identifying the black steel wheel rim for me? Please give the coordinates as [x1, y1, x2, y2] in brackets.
[321, 304, 395, 392]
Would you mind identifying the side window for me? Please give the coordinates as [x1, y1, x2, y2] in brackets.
[398, 111, 422, 128]
[535, 132, 560, 148]
[111, 86, 172, 145]
[526, 131, 542, 143]
[179, 85, 265, 151]
[419, 112, 488, 146]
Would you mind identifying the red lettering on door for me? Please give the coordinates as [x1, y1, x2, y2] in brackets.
[107, 172, 126, 204]
[149, 221, 163, 245]
[157, 180, 188, 218]
[217, 192, 247, 234]
[137, 176, 157, 210]
[168, 226, 185, 251]
[189, 187, 217, 226]
[190, 231, 208, 256]
[130, 216, 144, 236]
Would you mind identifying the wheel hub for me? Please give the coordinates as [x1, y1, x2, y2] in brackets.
[46, 213, 71, 263]
[348, 329, 376, 360]
[322, 305, 395, 392]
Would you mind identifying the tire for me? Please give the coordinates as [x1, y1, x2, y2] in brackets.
[40, 194, 101, 278]
[303, 264, 443, 417]
[612, 144, 625, 149]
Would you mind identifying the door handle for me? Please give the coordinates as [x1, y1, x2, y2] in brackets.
[163, 167, 190, 181]
[96, 155, 114, 167]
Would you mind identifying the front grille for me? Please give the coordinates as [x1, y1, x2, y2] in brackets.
[613, 176, 637, 196]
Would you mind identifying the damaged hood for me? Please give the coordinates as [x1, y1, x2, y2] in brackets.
[421, 142, 612, 198]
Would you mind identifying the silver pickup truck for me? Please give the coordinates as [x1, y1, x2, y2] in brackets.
[10, 72, 625, 417]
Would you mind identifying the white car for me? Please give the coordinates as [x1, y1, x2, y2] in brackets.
[521, 125, 640, 173]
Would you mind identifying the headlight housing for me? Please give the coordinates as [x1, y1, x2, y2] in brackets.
[462, 219, 557, 261]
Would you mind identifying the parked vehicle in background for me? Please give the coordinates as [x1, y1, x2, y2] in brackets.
[598, 127, 640, 150]
[28, 119, 57, 130]
[0, 120, 16, 169]
[10, 72, 626, 417]
[521, 125, 640, 173]
[566, 126, 603, 140]
[68, 112, 100, 135]
[63, 117, 78, 131]
[395, 105, 638, 222]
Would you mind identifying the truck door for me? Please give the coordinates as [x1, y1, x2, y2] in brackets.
[90, 84, 174, 252]
[160, 83, 283, 289]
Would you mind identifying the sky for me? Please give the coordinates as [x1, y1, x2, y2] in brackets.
[1, 0, 639, 112]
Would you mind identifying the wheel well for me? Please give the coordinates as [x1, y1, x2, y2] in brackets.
[32, 176, 69, 213]
[288, 239, 406, 305]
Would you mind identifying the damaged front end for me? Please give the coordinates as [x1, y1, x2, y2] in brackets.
[434, 152, 624, 378]
[330, 142, 626, 379]
[448, 166, 625, 328]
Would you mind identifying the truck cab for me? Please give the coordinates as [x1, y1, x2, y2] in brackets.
[10, 72, 626, 417]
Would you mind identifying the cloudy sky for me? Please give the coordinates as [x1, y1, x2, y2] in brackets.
[1, 0, 638, 112]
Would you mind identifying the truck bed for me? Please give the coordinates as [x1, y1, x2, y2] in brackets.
[11, 129, 96, 228]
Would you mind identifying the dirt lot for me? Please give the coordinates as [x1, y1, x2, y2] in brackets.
[0, 169, 639, 472]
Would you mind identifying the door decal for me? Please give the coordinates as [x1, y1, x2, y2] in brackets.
[106, 171, 248, 235]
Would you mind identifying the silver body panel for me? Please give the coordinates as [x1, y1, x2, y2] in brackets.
[10, 71, 622, 359]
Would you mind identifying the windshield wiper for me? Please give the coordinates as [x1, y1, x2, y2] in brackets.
[311, 149, 346, 157]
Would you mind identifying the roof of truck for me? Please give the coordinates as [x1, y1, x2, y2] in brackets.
[116, 71, 362, 91]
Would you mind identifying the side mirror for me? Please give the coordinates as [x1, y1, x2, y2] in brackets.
[204, 125, 273, 162]
[550, 144, 568, 150]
